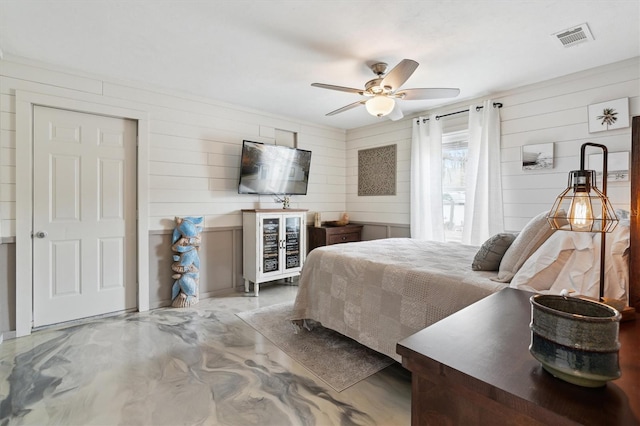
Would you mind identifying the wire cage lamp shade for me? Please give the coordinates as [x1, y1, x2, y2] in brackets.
[547, 169, 619, 232]
[547, 143, 619, 233]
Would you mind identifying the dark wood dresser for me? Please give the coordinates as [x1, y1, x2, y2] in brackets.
[307, 224, 363, 252]
[397, 288, 640, 426]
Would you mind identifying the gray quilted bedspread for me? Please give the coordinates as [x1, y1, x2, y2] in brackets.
[290, 238, 507, 361]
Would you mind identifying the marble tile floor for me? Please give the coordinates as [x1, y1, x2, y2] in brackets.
[0, 284, 411, 426]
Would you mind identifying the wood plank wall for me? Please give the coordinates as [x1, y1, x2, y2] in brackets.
[0, 55, 348, 238]
[345, 57, 640, 232]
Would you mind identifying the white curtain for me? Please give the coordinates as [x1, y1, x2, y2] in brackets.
[462, 100, 504, 245]
[411, 114, 444, 241]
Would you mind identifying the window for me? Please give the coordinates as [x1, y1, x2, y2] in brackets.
[442, 130, 468, 242]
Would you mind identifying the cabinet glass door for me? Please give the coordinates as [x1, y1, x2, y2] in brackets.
[284, 216, 301, 270]
[262, 217, 280, 273]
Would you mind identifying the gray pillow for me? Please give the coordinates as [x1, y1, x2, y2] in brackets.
[472, 233, 517, 271]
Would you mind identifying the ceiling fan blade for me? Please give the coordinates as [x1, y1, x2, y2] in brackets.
[388, 103, 404, 121]
[326, 100, 366, 116]
[396, 88, 461, 100]
[311, 83, 364, 95]
[381, 59, 419, 91]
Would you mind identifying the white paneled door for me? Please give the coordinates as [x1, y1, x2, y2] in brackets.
[32, 106, 137, 327]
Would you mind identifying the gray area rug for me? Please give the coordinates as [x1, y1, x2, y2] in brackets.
[237, 302, 394, 392]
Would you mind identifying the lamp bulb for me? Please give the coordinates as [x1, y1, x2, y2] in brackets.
[568, 192, 594, 231]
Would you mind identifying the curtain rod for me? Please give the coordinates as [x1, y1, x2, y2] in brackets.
[417, 102, 503, 124]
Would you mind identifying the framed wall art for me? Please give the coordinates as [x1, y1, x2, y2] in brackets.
[588, 151, 630, 182]
[358, 144, 396, 196]
[522, 143, 554, 170]
[588, 97, 630, 133]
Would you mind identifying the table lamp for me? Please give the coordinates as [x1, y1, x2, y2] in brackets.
[546, 142, 618, 301]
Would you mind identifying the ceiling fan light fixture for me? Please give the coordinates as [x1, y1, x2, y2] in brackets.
[312, 59, 460, 119]
[365, 95, 395, 117]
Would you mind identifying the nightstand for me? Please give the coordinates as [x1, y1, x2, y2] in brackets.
[307, 224, 363, 252]
[397, 288, 640, 425]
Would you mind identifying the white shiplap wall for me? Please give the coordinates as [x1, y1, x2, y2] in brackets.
[0, 55, 347, 237]
[1, 56, 638, 237]
[346, 119, 412, 224]
[500, 58, 638, 230]
[345, 57, 640, 232]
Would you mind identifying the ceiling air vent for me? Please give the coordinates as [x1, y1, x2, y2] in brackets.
[553, 23, 594, 47]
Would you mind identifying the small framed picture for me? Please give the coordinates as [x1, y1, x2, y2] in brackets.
[588, 98, 630, 133]
[522, 143, 554, 170]
[587, 151, 630, 182]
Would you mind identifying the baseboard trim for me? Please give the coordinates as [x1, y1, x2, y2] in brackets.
[0, 330, 17, 342]
[149, 285, 246, 310]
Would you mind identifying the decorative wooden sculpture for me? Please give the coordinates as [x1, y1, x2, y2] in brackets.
[171, 216, 203, 308]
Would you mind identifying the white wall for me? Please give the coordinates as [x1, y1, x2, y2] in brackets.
[346, 57, 640, 232]
[0, 55, 348, 237]
[4, 56, 636, 238]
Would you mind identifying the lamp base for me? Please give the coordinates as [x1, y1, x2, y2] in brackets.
[621, 306, 637, 322]
[600, 298, 636, 322]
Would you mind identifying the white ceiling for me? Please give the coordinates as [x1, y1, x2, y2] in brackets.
[1, 1, 639, 130]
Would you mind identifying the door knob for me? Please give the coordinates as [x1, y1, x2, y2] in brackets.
[34, 231, 48, 239]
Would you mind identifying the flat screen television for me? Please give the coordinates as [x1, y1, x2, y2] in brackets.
[238, 140, 312, 195]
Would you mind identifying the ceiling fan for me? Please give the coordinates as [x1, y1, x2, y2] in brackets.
[311, 59, 460, 120]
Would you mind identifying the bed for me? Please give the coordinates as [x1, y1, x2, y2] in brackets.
[291, 116, 640, 362]
[292, 221, 630, 361]
[291, 238, 506, 361]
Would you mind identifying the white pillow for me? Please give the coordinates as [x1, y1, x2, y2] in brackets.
[495, 211, 556, 282]
[598, 218, 630, 301]
[509, 232, 594, 292]
[511, 220, 630, 301]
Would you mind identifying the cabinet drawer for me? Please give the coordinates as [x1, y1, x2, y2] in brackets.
[328, 232, 360, 245]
